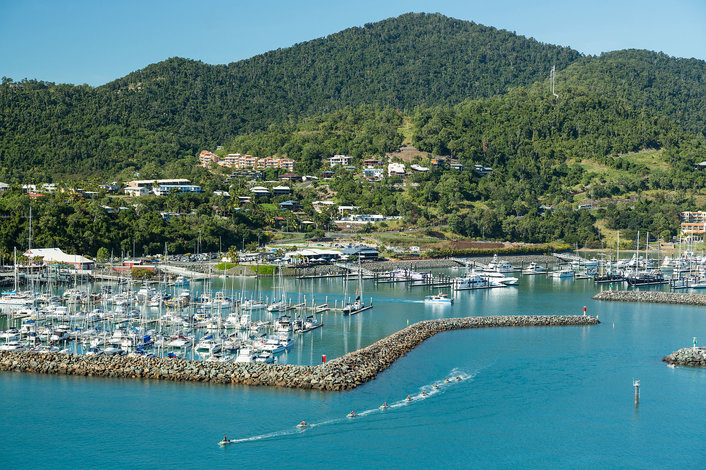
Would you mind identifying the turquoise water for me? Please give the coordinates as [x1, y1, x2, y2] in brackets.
[3, 274, 706, 468]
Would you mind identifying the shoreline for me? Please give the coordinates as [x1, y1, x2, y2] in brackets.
[0, 315, 599, 391]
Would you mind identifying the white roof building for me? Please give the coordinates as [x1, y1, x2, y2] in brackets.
[388, 162, 406, 177]
[25, 248, 95, 270]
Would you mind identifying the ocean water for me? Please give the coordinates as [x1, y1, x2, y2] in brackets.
[2, 273, 706, 468]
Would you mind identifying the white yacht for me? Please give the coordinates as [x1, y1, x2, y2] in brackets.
[522, 262, 546, 275]
[479, 271, 519, 286]
[195, 337, 223, 354]
[235, 347, 257, 363]
[549, 268, 575, 279]
[483, 255, 516, 273]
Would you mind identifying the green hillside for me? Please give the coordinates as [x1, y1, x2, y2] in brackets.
[0, 13, 582, 180]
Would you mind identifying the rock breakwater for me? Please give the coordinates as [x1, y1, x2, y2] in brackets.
[593, 290, 706, 305]
[0, 315, 598, 391]
[663, 348, 706, 367]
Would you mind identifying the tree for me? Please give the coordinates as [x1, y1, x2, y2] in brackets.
[96, 247, 110, 263]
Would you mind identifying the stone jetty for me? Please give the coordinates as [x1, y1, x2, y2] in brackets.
[0, 315, 598, 391]
[593, 290, 706, 305]
[663, 348, 706, 367]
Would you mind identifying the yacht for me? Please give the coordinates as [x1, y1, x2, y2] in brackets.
[550, 268, 575, 279]
[483, 255, 516, 273]
[522, 263, 546, 275]
[454, 273, 495, 290]
[235, 347, 257, 363]
[479, 271, 519, 286]
[167, 335, 192, 349]
[0, 341, 26, 351]
[195, 337, 223, 354]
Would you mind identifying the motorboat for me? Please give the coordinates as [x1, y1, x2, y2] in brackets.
[254, 351, 274, 363]
[347, 411, 357, 418]
[167, 335, 192, 349]
[522, 262, 546, 275]
[195, 337, 223, 354]
[259, 338, 286, 356]
[483, 254, 516, 273]
[479, 271, 519, 286]
[424, 293, 454, 304]
[235, 347, 257, 363]
[549, 268, 575, 279]
[0, 341, 26, 351]
[454, 273, 493, 290]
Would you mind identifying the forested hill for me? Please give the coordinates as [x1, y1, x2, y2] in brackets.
[559, 49, 706, 136]
[107, 12, 580, 130]
[0, 13, 580, 180]
[1, 12, 705, 182]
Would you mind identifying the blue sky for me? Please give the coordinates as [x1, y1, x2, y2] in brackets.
[1, 0, 704, 86]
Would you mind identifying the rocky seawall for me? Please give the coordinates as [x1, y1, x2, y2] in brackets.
[0, 315, 599, 391]
[593, 290, 706, 305]
[663, 348, 706, 367]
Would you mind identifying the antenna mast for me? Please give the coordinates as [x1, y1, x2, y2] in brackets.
[550, 65, 559, 99]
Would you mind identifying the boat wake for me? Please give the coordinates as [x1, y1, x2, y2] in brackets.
[219, 368, 477, 446]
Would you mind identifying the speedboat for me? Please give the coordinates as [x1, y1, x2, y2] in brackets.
[424, 293, 453, 304]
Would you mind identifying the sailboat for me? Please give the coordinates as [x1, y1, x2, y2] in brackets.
[342, 258, 370, 315]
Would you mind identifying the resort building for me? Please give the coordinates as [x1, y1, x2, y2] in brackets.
[681, 211, 706, 234]
[199, 150, 295, 171]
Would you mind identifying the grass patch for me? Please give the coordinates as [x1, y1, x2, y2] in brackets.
[215, 262, 236, 271]
[252, 265, 277, 275]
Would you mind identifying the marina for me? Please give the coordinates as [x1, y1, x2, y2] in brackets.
[1, 268, 705, 469]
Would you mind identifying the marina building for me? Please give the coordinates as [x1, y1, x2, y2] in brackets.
[24, 248, 95, 271]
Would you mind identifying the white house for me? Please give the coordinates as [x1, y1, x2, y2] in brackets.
[124, 186, 150, 197]
[388, 162, 406, 177]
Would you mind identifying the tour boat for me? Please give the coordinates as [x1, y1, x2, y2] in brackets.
[424, 293, 453, 304]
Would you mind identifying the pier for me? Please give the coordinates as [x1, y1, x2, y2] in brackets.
[0, 314, 599, 391]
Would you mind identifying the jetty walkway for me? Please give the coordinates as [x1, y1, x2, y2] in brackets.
[0, 315, 598, 391]
[593, 290, 706, 306]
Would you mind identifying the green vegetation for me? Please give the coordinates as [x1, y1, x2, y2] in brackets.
[1, 13, 705, 252]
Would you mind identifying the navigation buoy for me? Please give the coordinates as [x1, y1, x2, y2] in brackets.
[633, 378, 640, 407]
